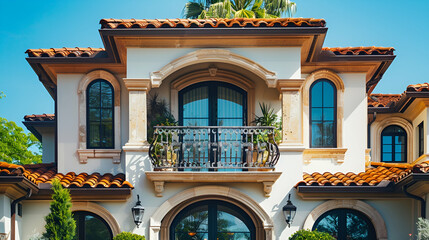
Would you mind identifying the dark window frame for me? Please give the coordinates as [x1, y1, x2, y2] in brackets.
[178, 81, 247, 126]
[86, 79, 114, 149]
[381, 125, 407, 162]
[170, 200, 256, 240]
[309, 79, 337, 148]
[419, 121, 424, 157]
[73, 211, 113, 240]
[312, 208, 376, 240]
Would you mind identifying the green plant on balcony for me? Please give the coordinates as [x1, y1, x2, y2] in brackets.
[252, 102, 282, 144]
[147, 93, 177, 168]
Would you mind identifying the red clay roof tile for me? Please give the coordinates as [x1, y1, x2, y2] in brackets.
[25, 48, 105, 58]
[99, 18, 326, 29]
[0, 162, 133, 189]
[323, 47, 395, 56]
[407, 83, 429, 92]
[24, 114, 55, 122]
[295, 162, 415, 187]
[368, 94, 402, 107]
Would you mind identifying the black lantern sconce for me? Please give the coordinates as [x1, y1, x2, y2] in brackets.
[132, 194, 145, 228]
[282, 194, 297, 227]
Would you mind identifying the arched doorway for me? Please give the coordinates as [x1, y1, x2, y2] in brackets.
[73, 211, 113, 240]
[170, 200, 255, 240]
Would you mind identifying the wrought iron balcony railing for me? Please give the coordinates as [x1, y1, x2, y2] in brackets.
[149, 126, 280, 171]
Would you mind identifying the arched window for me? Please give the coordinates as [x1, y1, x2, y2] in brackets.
[86, 79, 114, 149]
[310, 79, 337, 148]
[381, 125, 407, 162]
[170, 200, 255, 240]
[312, 208, 376, 240]
[73, 211, 113, 240]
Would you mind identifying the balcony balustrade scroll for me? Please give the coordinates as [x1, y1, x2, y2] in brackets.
[149, 126, 280, 171]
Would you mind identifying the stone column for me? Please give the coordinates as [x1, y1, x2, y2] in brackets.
[123, 78, 151, 151]
[277, 79, 305, 147]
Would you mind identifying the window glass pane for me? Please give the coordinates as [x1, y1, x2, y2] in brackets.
[217, 86, 243, 119]
[382, 136, 392, 144]
[311, 108, 322, 121]
[313, 211, 339, 238]
[395, 153, 403, 162]
[101, 122, 113, 147]
[88, 122, 100, 148]
[382, 144, 392, 153]
[311, 82, 323, 108]
[395, 136, 406, 145]
[101, 108, 113, 121]
[323, 122, 335, 147]
[322, 81, 335, 107]
[323, 108, 334, 121]
[346, 212, 370, 239]
[311, 122, 323, 147]
[383, 153, 392, 162]
[182, 86, 209, 119]
[85, 215, 111, 240]
[88, 82, 101, 107]
[394, 145, 405, 153]
[174, 205, 209, 239]
[89, 108, 100, 121]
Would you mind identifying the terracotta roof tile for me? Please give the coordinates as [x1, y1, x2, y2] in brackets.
[24, 114, 55, 122]
[296, 162, 414, 187]
[407, 83, 429, 92]
[323, 47, 395, 56]
[25, 48, 105, 58]
[368, 94, 402, 107]
[99, 18, 326, 29]
[0, 162, 133, 189]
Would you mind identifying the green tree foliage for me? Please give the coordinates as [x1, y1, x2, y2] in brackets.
[417, 217, 429, 240]
[113, 232, 146, 240]
[43, 179, 76, 240]
[183, 0, 296, 19]
[289, 229, 335, 240]
[0, 91, 42, 164]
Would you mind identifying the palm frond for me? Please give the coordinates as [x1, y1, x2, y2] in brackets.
[205, 0, 234, 18]
[183, 1, 205, 19]
[234, 9, 256, 18]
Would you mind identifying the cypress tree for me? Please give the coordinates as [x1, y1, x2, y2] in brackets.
[43, 179, 76, 240]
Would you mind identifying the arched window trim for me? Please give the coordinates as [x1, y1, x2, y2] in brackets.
[303, 69, 345, 149]
[77, 70, 122, 164]
[381, 125, 407, 162]
[309, 79, 337, 148]
[73, 211, 113, 240]
[371, 117, 413, 163]
[303, 200, 388, 240]
[86, 79, 115, 149]
[71, 202, 120, 236]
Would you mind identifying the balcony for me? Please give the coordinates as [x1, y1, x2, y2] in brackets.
[145, 126, 282, 197]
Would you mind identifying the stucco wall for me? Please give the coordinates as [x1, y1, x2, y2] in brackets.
[57, 73, 129, 175]
[38, 127, 55, 163]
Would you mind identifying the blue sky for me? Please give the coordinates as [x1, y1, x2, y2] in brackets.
[1, 0, 428, 130]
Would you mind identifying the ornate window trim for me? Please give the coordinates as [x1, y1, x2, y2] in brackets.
[371, 117, 413, 163]
[77, 70, 122, 164]
[149, 185, 274, 240]
[303, 200, 387, 240]
[71, 201, 121, 236]
[303, 69, 346, 163]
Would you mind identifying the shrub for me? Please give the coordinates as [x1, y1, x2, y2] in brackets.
[113, 232, 146, 240]
[43, 179, 76, 240]
[417, 217, 429, 240]
[289, 229, 335, 240]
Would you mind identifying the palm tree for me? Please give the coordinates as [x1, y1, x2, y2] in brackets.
[183, 0, 296, 19]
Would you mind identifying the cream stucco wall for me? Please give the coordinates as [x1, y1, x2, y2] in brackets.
[57, 74, 129, 174]
[37, 127, 55, 163]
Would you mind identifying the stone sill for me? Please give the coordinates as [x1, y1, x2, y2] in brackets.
[145, 171, 282, 197]
[76, 149, 122, 164]
[303, 148, 348, 164]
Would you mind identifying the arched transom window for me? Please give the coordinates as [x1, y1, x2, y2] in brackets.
[381, 125, 407, 162]
[73, 211, 113, 240]
[86, 79, 114, 149]
[310, 79, 337, 148]
[313, 208, 376, 240]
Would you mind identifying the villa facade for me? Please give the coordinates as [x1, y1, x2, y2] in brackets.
[1, 17, 428, 240]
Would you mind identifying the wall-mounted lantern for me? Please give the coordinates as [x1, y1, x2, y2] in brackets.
[282, 194, 297, 227]
[132, 194, 145, 228]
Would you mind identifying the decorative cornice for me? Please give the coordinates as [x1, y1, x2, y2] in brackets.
[123, 78, 151, 91]
[277, 79, 305, 91]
